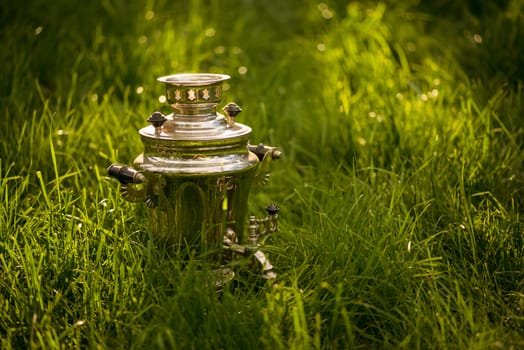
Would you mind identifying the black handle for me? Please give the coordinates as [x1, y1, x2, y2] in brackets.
[248, 143, 282, 161]
[107, 164, 145, 184]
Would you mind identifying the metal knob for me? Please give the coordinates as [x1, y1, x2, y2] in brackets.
[147, 111, 167, 127]
[222, 102, 242, 126]
[147, 111, 167, 135]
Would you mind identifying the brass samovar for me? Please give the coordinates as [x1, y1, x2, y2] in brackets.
[107, 73, 280, 285]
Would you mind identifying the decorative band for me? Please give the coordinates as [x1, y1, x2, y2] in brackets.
[166, 85, 223, 105]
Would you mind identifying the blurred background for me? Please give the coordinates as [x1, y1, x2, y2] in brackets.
[1, 0, 523, 348]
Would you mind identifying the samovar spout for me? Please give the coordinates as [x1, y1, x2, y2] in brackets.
[253, 250, 277, 280]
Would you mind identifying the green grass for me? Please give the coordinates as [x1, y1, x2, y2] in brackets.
[1, 0, 524, 348]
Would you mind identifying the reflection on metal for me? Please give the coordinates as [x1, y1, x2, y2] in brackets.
[107, 73, 281, 287]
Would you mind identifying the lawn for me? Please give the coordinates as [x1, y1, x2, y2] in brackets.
[1, 0, 523, 348]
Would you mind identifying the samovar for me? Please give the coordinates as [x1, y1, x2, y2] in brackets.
[107, 73, 280, 285]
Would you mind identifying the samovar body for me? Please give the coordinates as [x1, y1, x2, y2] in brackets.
[108, 73, 279, 278]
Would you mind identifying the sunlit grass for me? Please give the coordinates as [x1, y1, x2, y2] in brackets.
[1, 0, 523, 348]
